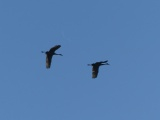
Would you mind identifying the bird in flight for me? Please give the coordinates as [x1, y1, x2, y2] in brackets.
[88, 60, 109, 78]
[42, 45, 62, 68]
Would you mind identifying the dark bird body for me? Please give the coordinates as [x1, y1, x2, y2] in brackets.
[42, 45, 62, 68]
[88, 60, 109, 78]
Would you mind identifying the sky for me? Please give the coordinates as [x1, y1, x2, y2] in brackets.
[0, 0, 160, 120]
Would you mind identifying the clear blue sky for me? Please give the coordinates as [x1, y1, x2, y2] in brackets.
[1, 0, 160, 120]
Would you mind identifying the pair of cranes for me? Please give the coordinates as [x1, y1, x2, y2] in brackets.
[42, 45, 109, 78]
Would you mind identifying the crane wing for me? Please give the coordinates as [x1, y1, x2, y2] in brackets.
[46, 54, 52, 68]
[97, 60, 108, 64]
[92, 66, 99, 78]
[49, 45, 61, 54]
[102, 60, 108, 63]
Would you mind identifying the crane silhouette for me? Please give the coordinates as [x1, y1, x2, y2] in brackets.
[42, 45, 62, 68]
[88, 60, 109, 78]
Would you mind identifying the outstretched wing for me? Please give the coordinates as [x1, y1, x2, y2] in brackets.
[46, 54, 52, 68]
[92, 66, 99, 78]
[97, 60, 109, 65]
[102, 60, 108, 63]
[49, 45, 61, 54]
[98, 60, 108, 64]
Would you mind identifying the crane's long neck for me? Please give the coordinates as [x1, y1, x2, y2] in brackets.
[54, 53, 63, 56]
[100, 63, 109, 66]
